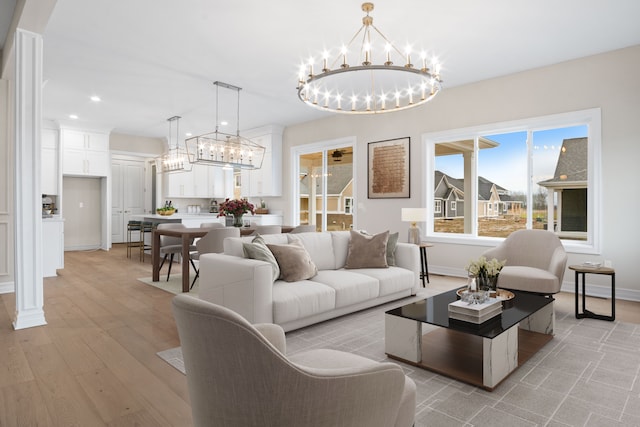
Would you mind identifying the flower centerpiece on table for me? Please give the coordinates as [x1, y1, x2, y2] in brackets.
[218, 198, 255, 227]
[466, 256, 506, 292]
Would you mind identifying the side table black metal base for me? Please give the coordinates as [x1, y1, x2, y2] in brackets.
[570, 265, 615, 321]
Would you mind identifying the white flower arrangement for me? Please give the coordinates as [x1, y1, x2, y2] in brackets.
[466, 256, 506, 278]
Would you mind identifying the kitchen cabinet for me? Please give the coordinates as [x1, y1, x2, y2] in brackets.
[62, 128, 110, 176]
[164, 164, 232, 198]
[241, 125, 283, 197]
[41, 127, 59, 195]
[43, 217, 64, 277]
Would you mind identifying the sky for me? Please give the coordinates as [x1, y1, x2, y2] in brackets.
[435, 125, 588, 193]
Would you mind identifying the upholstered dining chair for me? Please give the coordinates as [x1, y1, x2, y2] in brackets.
[199, 221, 224, 229]
[172, 294, 416, 427]
[157, 223, 197, 281]
[252, 225, 282, 235]
[289, 224, 316, 233]
[189, 227, 240, 288]
[482, 229, 568, 294]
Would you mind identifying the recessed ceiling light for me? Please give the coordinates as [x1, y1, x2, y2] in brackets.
[220, 121, 228, 126]
[185, 132, 192, 137]
[90, 95, 101, 102]
[69, 114, 78, 119]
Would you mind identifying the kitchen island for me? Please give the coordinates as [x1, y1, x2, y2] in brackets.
[130, 213, 283, 228]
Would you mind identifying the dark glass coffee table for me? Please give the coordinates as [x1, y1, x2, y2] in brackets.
[385, 288, 554, 390]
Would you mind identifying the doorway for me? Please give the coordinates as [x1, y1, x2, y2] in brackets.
[294, 139, 355, 231]
[111, 156, 146, 243]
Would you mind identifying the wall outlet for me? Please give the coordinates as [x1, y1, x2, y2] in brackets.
[604, 260, 612, 268]
[79, 202, 84, 208]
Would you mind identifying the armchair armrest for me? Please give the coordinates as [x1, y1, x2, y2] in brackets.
[548, 246, 568, 284]
[199, 253, 274, 324]
[255, 323, 286, 354]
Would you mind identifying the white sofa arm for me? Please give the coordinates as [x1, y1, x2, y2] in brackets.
[394, 242, 421, 291]
[198, 253, 274, 324]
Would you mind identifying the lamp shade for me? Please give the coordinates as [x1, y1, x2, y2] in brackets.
[401, 208, 427, 223]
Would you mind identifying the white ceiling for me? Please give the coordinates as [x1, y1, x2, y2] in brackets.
[37, 0, 640, 140]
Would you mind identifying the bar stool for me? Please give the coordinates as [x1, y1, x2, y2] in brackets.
[126, 220, 142, 259]
[140, 221, 154, 262]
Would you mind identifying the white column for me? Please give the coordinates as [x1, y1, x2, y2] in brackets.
[13, 29, 46, 330]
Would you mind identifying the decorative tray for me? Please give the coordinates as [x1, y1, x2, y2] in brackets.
[456, 288, 515, 307]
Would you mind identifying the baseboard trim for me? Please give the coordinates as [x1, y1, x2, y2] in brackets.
[0, 281, 14, 294]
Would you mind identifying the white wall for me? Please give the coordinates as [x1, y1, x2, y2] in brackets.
[0, 78, 13, 291]
[283, 45, 640, 299]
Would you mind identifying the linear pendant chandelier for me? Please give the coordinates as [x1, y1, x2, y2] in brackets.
[185, 81, 265, 170]
[296, 2, 443, 115]
[157, 115, 192, 174]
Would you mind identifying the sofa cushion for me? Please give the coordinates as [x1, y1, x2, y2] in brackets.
[345, 230, 389, 269]
[355, 266, 415, 296]
[312, 270, 379, 308]
[242, 235, 280, 282]
[287, 232, 336, 271]
[267, 240, 318, 282]
[331, 231, 351, 269]
[497, 266, 560, 294]
[272, 280, 336, 324]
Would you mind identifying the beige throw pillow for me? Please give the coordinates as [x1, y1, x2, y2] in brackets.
[346, 230, 389, 268]
[267, 240, 318, 282]
[242, 235, 280, 282]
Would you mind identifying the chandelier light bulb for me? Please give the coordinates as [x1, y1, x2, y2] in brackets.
[296, 2, 442, 114]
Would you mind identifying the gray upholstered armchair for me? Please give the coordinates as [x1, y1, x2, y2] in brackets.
[482, 229, 568, 294]
[172, 294, 416, 427]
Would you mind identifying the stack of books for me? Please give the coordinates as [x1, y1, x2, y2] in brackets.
[448, 298, 502, 324]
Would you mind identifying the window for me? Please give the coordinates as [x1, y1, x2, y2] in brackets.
[434, 200, 442, 214]
[344, 197, 353, 214]
[424, 109, 601, 253]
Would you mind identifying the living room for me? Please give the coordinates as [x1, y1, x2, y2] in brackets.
[1, 1, 640, 425]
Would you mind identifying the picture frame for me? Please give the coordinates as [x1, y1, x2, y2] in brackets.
[367, 137, 410, 199]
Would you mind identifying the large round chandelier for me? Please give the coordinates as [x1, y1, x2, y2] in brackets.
[296, 2, 442, 115]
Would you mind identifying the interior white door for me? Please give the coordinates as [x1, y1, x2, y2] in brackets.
[111, 158, 146, 243]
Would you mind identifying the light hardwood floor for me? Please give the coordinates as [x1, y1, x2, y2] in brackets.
[0, 245, 635, 426]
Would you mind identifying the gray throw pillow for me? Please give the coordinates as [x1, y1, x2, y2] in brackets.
[346, 230, 389, 269]
[386, 232, 399, 266]
[242, 235, 280, 282]
[267, 240, 318, 282]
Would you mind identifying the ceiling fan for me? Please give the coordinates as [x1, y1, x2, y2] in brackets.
[331, 148, 352, 162]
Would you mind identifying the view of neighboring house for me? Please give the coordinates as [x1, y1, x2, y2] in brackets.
[434, 170, 524, 219]
[538, 137, 588, 234]
[299, 163, 354, 230]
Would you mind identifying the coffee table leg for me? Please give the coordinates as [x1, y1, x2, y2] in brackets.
[521, 301, 555, 335]
[385, 314, 421, 363]
[483, 325, 518, 389]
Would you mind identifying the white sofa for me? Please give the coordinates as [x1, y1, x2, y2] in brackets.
[198, 231, 420, 332]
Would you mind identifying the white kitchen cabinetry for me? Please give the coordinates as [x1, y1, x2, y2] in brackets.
[62, 128, 110, 176]
[241, 125, 283, 197]
[42, 127, 59, 195]
[43, 218, 64, 277]
[165, 164, 231, 198]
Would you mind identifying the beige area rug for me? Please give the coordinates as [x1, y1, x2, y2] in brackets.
[137, 275, 199, 296]
[156, 278, 640, 426]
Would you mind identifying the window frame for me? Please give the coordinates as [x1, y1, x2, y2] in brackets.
[434, 200, 442, 214]
[422, 108, 601, 254]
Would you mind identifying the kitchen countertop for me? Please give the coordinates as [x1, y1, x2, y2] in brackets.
[131, 213, 283, 220]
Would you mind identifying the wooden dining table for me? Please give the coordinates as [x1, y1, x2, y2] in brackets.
[152, 225, 295, 292]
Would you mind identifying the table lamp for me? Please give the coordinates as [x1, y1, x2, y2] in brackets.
[401, 208, 427, 245]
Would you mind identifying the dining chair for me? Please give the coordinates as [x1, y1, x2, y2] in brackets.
[157, 223, 197, 281]
[189, 227, 241, 288]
